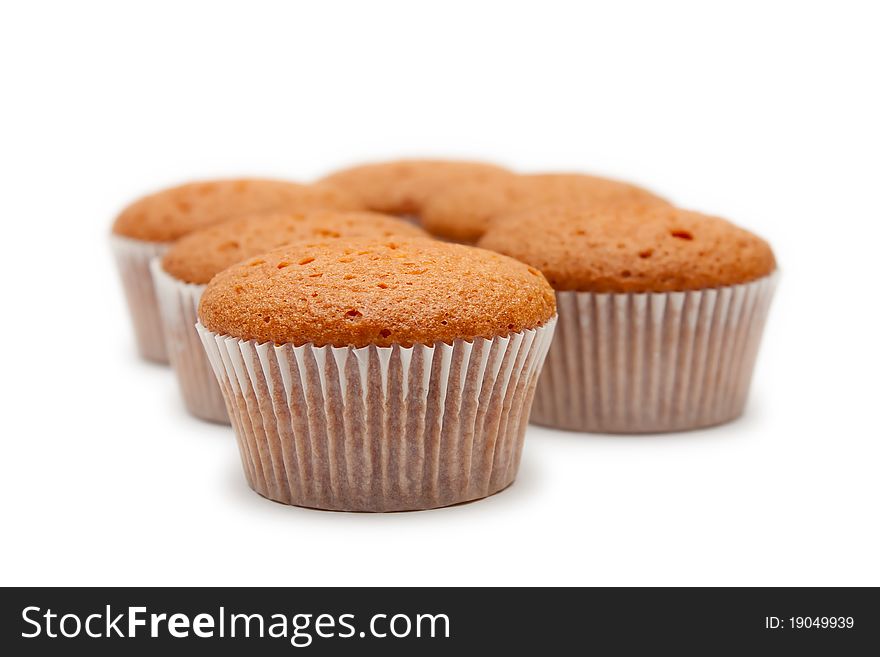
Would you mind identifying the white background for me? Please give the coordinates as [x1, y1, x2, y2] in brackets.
[1, 0, 878, 586]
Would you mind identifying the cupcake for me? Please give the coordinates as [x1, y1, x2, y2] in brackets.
[196, 238, 557, 511]
[478, 204, 777, 433]
[421, 172, 669, 243]
[153, 210, 428, 424]
[319, 159, 512, 220]
[110, 178, 358, 362]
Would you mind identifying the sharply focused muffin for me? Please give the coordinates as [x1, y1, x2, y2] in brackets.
[153, 211, 426, 423]
[319, 159, 513, 219]
[111, 178, 360, 362]
[479, 203, 777, 433]
[421, 172, 669, 243]
[196, 238, 557, 511]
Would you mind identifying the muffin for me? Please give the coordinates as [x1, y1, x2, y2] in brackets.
[421, 172, 669, 243]
[196, 238, 557, 511]
[478, 204, 777, 433]
[110, 178, 358, 362]
[319, 159, 513, 220]
[152, 210, 428, 423]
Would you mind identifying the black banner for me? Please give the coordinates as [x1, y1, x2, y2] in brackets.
[2, 587, 876, 654]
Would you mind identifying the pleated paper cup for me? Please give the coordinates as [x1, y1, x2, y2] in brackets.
[151, 259, 229, 424]
[531, 273, 777, 433]
[110, 235, 169, 363]
[196, 319, 556, 512]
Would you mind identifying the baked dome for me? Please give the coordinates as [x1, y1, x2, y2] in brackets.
[198, 238, 556, 347]
[161, 210, 427, 285]
[421, 172, 668, 243]
[319, 159, 512, 217]
[478, 204, 776, 293]
[112, 179, 360, 242]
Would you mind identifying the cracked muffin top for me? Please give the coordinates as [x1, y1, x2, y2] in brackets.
[112, 178, 361, 243]
[478, 203, 776, 293]
[198, 238, 556, 347]
[161, 210, 427, 285]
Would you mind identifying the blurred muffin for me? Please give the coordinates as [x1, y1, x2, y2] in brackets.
[110, 178, 359, 362]
[421, 172, 669, 243]
[319, 159, 512, 219]
[153, 210, 427, 423]
[196, 238, 557, 511]
[479, 203, 777, 433]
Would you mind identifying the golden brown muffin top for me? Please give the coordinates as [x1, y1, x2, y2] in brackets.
[478, 204, 776, 293]
[319, 159, 513, 217]
[198, 238, 556, 348]
[161, 210, 428, 285]
[421, 172, 669, 243]
[112, 179, 360, 243]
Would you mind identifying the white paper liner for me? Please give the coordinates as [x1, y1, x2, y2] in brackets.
[110, 235, 169, 363]
[531, 274, 778, 433]
[196, 319, 556, 512]
[151, 260, 229, 424]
